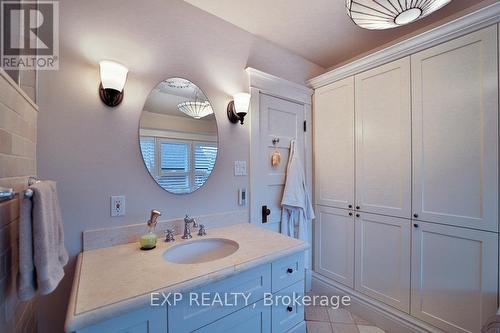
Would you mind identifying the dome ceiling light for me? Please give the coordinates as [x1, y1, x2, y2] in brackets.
[345, 0, 452, 30]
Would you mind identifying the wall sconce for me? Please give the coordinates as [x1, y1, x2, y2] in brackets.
[227, 92, 251, 125]
[99, 60, 129, 107]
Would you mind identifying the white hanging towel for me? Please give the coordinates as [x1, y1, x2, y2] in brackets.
[280, 139, 315, 242]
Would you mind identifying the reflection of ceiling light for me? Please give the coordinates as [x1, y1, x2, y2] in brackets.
[165, 78, 191, 89]
[178, 101, 213, 119]
[345, 0, 451, 30]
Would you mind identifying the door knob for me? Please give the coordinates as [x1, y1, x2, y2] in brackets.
[287, 306, 293, 312]
[355, 213, 360, 218]
[413, 213, 419, 218]
[262, 205, 271, 223]
[349, 212, 353, 216]
[414, 223, 419, 228]
[348, 204, 352, 209]
[356, 206, 360, 210]
[287, 268, 294, 274]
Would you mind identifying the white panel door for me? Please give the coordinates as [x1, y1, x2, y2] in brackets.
[411, 221, 498, 333]
[314, 77, 355, 210]
[314, 205, 354, 288]
[411, 26, 498, 231]
[355, 57, 411, 218]
[252, 93, 306, 232]
[354, 212, 410, 313]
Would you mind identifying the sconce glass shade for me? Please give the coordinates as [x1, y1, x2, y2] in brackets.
[345, 0, 451, 30]
[233, 93, 251, 114]
[227, 92, 251, 125]
[99, 60, 128, 92]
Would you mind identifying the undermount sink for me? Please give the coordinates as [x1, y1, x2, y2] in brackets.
[163, 238, 239, 264]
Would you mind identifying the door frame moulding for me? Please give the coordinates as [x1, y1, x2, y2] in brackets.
[307, 2, 500, 89]
[246, 67, 313, 288]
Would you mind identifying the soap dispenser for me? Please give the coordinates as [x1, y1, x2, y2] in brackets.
[140, 209, 161, 250]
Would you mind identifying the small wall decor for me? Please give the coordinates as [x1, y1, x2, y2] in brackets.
[271, 138, 281, 168]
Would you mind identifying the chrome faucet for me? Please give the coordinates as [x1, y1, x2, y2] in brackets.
[181, 215, 198, 239]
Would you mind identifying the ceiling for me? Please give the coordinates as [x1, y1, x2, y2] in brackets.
[183, 0, 489, 68]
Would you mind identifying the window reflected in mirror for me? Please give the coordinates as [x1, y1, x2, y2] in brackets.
[139, 78, 218, 194]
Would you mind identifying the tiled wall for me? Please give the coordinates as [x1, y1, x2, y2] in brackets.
[0, 69, 38, 333]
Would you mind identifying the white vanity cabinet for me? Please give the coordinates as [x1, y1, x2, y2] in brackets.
[75, 252, 306, 333]
[77, 307, 167, 333]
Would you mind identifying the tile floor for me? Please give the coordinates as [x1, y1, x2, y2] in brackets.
[305, 304, 386, 333]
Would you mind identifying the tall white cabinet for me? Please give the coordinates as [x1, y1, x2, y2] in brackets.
[411, 26, 498, 232]
[313, 25, 499, 333]
[355, 57, 411, 218]
[314, 77, 355, 210]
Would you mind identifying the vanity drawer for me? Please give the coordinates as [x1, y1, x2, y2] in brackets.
[168, 264, 271, 333]
[271, 280, 304, 333]
[271, 252, 305, 292]
[193, 300, 271, 333]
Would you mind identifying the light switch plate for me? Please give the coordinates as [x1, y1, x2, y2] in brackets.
[111, 196, 125, 217]
[234, 161, 247, 176]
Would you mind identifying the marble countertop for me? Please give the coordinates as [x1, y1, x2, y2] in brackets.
[65, 223, 308, 332]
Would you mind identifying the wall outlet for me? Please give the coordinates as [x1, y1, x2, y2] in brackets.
[111, 196, 125, 217]
[234, 161, 247, 176]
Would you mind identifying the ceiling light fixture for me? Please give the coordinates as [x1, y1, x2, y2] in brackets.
[178, 101, 213, 119]
[345, 0, 452, 30]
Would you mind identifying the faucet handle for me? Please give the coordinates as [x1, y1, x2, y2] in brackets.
[198, 224, 206, 236]
[192, 218, 198, 228]
[165, 229, 175, 242]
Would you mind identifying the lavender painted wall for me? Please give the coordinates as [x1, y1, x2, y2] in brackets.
[36, 0, 323, 331]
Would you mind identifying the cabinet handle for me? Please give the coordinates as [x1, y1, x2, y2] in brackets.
[348, 212, 353, 216]
[355, 206, 360, 210]
[413, 213, 419, 218]
[355, 213, 360, 218]
[287, 268, 294, 274]
[287, 306, 293, 312]
[414, 223, 419, 228]
[348, 204, 352, 209]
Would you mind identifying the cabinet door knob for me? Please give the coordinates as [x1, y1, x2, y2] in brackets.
[355, 213, 360, 218]
[287, 306, 293, 312]
[413, 213, 419, 218]
[287, 268, 294, 274]
[348, 212, 353, 216]
[414, 223, 419, 228]
[356, 206, 360, 210]
[348, 204, 352, 209]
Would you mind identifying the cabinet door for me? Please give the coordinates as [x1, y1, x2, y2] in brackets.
[314, 77, 355, 209]
[354, 212, 410, 313]
[411, 25, 498, 231]
[194, 300, 271, 333]
[411, 222, 498, 333]
[78, 307, 167, 333]
[355, 57, 411, 218]
[314, 205, 354, 288]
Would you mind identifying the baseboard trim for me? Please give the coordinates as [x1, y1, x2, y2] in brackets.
[311, 272, 444, 333]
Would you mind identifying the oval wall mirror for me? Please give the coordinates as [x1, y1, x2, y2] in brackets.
[139, 78, 218, 194]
